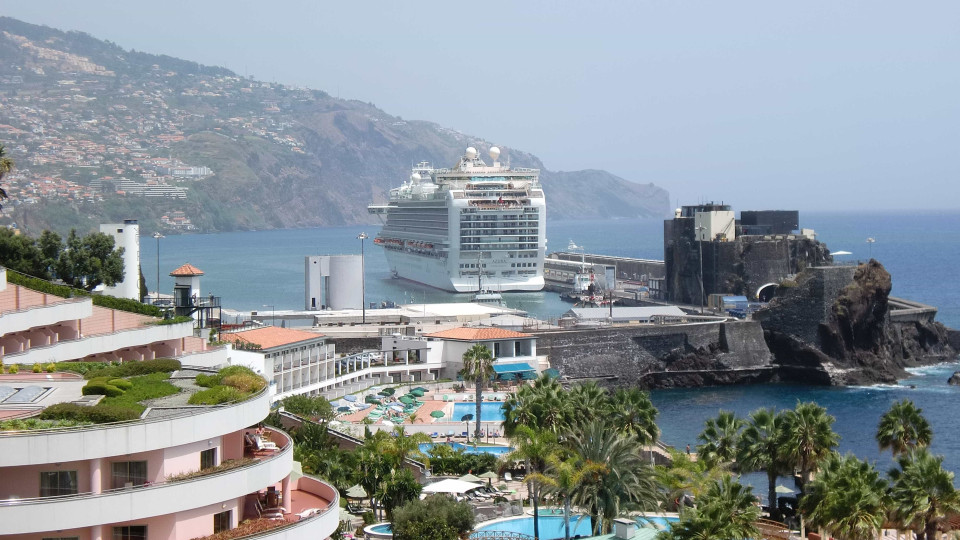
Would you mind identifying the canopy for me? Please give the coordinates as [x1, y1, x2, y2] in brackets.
[337, 406, 351, 412]
[410, 389, 425, 397]
[459, 473, 482, 483]
[413, 386, 428, 393]
[478, 471, 499, 479]
[381, 387, 396, 396]
[492, 362, 535, 375]
[346, 484, 367, 498]
[343, 394, 357, 402]
[832, 250, 853, 256]
[422, 479, 484, 494]
[460, 413, 475, 422]
[775, 484, 795, 494]
[399, 396, 414, 405]
[430, 410, 445, 418]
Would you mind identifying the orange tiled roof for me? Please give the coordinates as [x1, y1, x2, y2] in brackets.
[221, 326, 325, 350]
[169, 263, 204, 276]
[425, 327, 532, 341]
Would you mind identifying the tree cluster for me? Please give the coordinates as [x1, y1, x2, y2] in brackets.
[0, 228, 124, 291]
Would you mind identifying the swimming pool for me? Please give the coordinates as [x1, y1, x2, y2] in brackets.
[453, 402, 505, 422]
[364, 522, 393, 538]
[475, 515, 593, 539]
[419, 442, 514, 456]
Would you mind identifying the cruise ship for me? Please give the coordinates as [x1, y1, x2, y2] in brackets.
[369, 147, 546, 292]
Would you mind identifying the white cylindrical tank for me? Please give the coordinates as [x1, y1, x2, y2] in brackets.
[326, 255, 363, 310]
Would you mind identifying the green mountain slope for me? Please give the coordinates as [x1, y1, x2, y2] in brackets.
[0, 17, 670, 235]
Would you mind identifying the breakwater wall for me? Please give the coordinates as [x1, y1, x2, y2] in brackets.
[531, 321, 774, 389]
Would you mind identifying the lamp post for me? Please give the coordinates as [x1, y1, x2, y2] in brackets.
[262, 304, 275, 326]
[152, 232, 164, 304]
[866, 237, 875, 260]
[695, 225, 705, 314]
[358, 232, 368, 324]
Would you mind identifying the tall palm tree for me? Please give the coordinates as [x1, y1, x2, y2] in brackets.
[776, 401, 839, 491]
[461, 343, 495, 440]
[659, 475, 760, 540]
[737, 408, 786, 518]
[610, 387, 659, 445]
[569, 419, 659, 535]
[697, 410, 744, 468]
[888, 447, 960, 540]
[567, 380, 608, 426]
[383, 426, 432, 470]
[526, 453, 607, 540]
[0, 144, 13, 210]
[877, 399, 932, 456]
[505, 425, 560, 540]
[801, 452, 889, 540]
[502, 375, 570, 436]
[655, 448, 731, 511]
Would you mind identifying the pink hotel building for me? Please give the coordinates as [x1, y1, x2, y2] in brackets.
[0, 268, 340, 540]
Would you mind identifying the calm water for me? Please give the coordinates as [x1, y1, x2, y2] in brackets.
[142, 211, 960, 491]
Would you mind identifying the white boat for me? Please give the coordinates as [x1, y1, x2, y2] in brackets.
[369, 147, 546, 292]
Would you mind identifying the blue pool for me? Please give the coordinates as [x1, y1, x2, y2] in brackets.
[369, 523, 392, 533]
[453, 402, 505, 422]
[419, 442, 514, 456]
[476, 516, 593, 539]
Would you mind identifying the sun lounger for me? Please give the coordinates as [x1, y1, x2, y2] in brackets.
[296, 508, 319, 519]
[504, 472, 512, 482]
[431, 432, 439, 438]
[460, 431, 468, 438]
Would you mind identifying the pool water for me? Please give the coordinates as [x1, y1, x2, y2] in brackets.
[476, 516, 593, 539]
[369, 523, 392, 533]
[453, 402, 506, 422]
[419, 442, 514, 456]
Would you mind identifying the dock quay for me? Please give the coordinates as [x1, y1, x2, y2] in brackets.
[544, 251, 666, 294]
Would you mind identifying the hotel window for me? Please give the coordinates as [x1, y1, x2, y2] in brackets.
[214, 510, 232, 533]
[113, 526, 147, 540]
[111, 461, 148, 488]
[201, 448, 217, 470]
[39, 471, 78, 497]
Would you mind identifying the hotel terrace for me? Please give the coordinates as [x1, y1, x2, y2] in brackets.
[0, 267, 340, 540]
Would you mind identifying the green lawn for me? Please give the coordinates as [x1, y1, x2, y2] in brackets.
[100, 372, 180, 414]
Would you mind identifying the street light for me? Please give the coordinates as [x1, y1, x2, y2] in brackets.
[262, 304, 275, 326]
[152, 232, 164, 304]
[695, 225, 705, 314]
[866, 237, 875, 260]
[357, 232, 368, 324]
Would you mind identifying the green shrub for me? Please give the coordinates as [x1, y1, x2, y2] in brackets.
[108, 378, 134, 390]
[39, 403, 140, 423]
[0, 418, 92, 430]
[8, 364, 18, 374]
[82, 381, 124, 397]
[32, 363, 42, 373]
[54, 362, 111, 375]
[5, 271, 163, 317]
[84, 358, 180, 380]
[362, 511, 376, 525]
[99, 372, 178, 413]
[222, 373, 266, 393]
[44, 363, 56, 373]
[149, 315, 194, 325]
[195, 373, 218, 388]
[92, 295, 163, 317]
[188, 385, 245, 405]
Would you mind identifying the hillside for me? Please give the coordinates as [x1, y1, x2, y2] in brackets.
[0, 17, 670, 235]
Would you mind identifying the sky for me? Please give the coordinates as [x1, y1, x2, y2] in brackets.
[3, 1, 959, 211]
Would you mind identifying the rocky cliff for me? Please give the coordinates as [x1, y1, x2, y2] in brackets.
[755, 262, 956, 385]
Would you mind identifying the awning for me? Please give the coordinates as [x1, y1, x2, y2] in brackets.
[492, 362, 535, 375]
[422, 478, 484, 494]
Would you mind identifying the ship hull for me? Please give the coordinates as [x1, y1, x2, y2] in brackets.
[382, 249, 543, 292]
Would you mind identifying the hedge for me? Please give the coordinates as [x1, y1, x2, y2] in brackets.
[82, 380, 124, 397]
[5, 271, 162, 317]
[39, 403, 141, 423]
[188, 385, 245, 405]
[84, 358, 181, 380]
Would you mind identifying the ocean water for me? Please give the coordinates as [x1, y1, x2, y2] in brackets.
[142, 210, 960, 489]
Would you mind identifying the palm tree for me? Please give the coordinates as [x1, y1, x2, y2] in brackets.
[888, 447, 960, 540]
[659, 475, 760, 540]
[567, 380, 608, 426]
[610, 387, 659, 445]
[461, 343, 495, 440]
[737, 408, 786, 518]
[505, 425, 560, 540]
[801, 452, 888, 540]
[776, 401, 839, 491]
[569, 419, 659, 535]
[502, 375, 570, 436]
[655, 448, 731, 511]
[697, 410, 744, 467]
[877, 399, 932, 456]
[0, 144, 13, 210]
[384, 426, 432, 470]
[526, 453, 607, 540]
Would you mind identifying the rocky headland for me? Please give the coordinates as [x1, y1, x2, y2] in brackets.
[540, 261, 957, 388]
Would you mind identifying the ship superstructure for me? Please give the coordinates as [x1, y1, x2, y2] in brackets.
[369, 147, 546, 292]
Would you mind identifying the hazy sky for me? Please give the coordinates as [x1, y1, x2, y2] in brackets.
[3, 1, 959, 211]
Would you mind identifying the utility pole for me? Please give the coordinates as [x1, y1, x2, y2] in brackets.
[153, 232, 164, 304]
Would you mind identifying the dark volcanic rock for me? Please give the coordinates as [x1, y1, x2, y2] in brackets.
[755, 261, 957, 385]
[949, 372, 960, 386]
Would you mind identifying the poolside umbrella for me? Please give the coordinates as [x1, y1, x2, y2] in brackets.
[775, 485, 794, 494]
[460, 413, 474, 422]
[382, 387, 396, 396]
[422, 479, 483, 494]
[478, 471, 499, 479]
[543, 368, 560, 379]
[430, 410, 445, 419]
[337, 406, 351, 412]
[414, 386, 428, 393]
[343, 394, 357, 402]
[521, 370, 538, 381]
[500, 372, 517, 382]
[411, 389, 425, 397]
[346, 484, 367, 499]
[399, 396, 414, 405]
[459, 473, 482, 483]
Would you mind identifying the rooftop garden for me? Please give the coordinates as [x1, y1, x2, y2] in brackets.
[189, 365, 267, 405]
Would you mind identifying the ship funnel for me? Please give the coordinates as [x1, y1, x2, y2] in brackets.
[410, 172, 422, 183]
[489, 146, 500, 162]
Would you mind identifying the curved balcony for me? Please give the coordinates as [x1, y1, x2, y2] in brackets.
[236, 476, 341, 540]
[0, 428, 293, 535]
[0, 387, 271, 467]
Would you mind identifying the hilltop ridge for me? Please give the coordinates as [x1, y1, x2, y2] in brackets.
[0, 17, 670, 235]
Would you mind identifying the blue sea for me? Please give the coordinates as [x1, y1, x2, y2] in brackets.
[142, 210, 960, 494]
